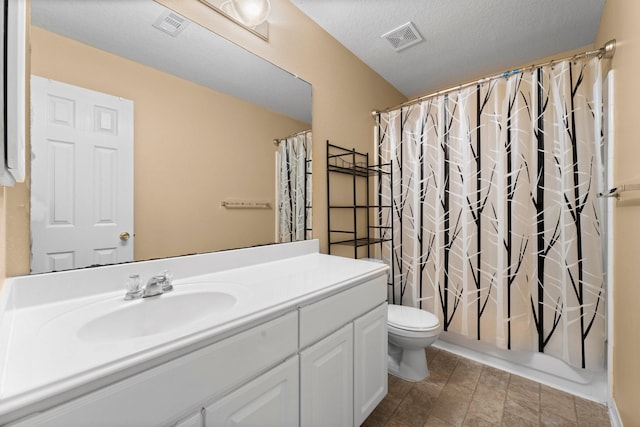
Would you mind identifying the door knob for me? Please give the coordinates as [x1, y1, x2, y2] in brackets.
[120, 232, 131, 241]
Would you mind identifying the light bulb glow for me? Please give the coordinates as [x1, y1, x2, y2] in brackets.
[229, 0, 270, 27]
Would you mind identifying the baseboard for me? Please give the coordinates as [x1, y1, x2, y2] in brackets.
[608, 397, 623, 427]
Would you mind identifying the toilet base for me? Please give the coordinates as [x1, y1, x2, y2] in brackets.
[387, 345, 429, 382]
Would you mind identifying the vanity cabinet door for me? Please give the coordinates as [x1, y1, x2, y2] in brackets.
[205, 356, 299, 427]
[300, 323, 353, 427]
[354, 303, 388, 426]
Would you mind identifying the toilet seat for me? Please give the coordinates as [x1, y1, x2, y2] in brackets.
[388, 304, 440, 332]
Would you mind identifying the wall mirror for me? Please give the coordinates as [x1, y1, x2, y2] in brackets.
[29, 0, 312, 274]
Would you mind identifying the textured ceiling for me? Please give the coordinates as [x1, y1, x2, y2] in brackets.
[30, 0, 606, 116]
[290, 0, 606, 98]
[30, 0, 312, 123]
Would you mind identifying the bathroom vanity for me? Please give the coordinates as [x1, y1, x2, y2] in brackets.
[0, 240, 388, 426]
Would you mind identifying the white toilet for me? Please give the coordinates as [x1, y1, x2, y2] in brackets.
[387, 304, 441, 382]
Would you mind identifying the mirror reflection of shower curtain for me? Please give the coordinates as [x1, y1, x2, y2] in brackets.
[276, 131, 312, 243]
[377, 57, 606, 370]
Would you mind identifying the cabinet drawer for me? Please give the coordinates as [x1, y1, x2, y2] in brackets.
[12, 311, 298, 427]
[173, 410, 203, 427]
[299, 275, 386, 348]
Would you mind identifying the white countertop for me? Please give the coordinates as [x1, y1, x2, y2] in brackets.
[0, 240, 388, 424]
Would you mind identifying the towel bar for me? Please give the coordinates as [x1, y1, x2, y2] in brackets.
[597, 184, 640, 199]
[221, 200, 271, 209]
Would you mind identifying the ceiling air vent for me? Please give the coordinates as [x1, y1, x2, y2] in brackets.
[381, 22, 423, 52]
[152, 10, 190, 37]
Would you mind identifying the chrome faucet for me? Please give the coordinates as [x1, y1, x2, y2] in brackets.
[124, 270, 174, 300]
[142, 275, 167, 298]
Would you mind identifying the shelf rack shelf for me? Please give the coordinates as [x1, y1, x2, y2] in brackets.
[326, 142, 392, 259]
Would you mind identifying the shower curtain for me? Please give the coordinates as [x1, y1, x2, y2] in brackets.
[277, 131, 312, 243]
[376, 57, 606, 370]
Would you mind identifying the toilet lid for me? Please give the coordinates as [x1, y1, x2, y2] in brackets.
[388, 304, 440, 332]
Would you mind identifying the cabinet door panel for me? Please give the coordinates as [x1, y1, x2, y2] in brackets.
[300, 324, 353, 427]
[354, 303, 388, 426]
[205, 356, 298, 427]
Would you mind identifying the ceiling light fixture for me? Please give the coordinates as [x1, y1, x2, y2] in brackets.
[224, 0, 270, 28]
[199, 0, 270, 40]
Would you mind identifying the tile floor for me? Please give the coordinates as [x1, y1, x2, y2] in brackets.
[363, 347, 611, 427]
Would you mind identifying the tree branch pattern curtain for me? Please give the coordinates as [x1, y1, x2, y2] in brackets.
[376, 57, 606, 370]
[277, 131, 312, 243]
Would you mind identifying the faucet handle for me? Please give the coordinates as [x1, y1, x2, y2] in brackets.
[124, 274, 142, 300]
[158, 269, 174, 292]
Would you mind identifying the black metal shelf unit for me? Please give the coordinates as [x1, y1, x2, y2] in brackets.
[304, 156, 313, 240]
[326, 142, 392, 258]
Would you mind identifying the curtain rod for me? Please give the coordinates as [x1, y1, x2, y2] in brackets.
[372, 39, 616, 116]
[273, 129, 312, 146]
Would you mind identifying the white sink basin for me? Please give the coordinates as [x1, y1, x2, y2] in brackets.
[36, 282, 248, 345]
[77, 290, 237, 342]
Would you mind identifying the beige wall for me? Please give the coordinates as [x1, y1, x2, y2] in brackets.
[0, 190, 5, 281]
[595, 0, 640, 424]
[28, 26, 310, 263]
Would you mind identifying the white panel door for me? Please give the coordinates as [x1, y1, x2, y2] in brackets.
[354, 303, 388, 426]
[205, 356, 299, 427]
[30, 76, 134, 273]
[300, 324, 353, 427]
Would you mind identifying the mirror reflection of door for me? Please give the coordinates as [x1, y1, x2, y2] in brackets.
[275, 131, 312, 243]
[30, 76, 134, 273]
